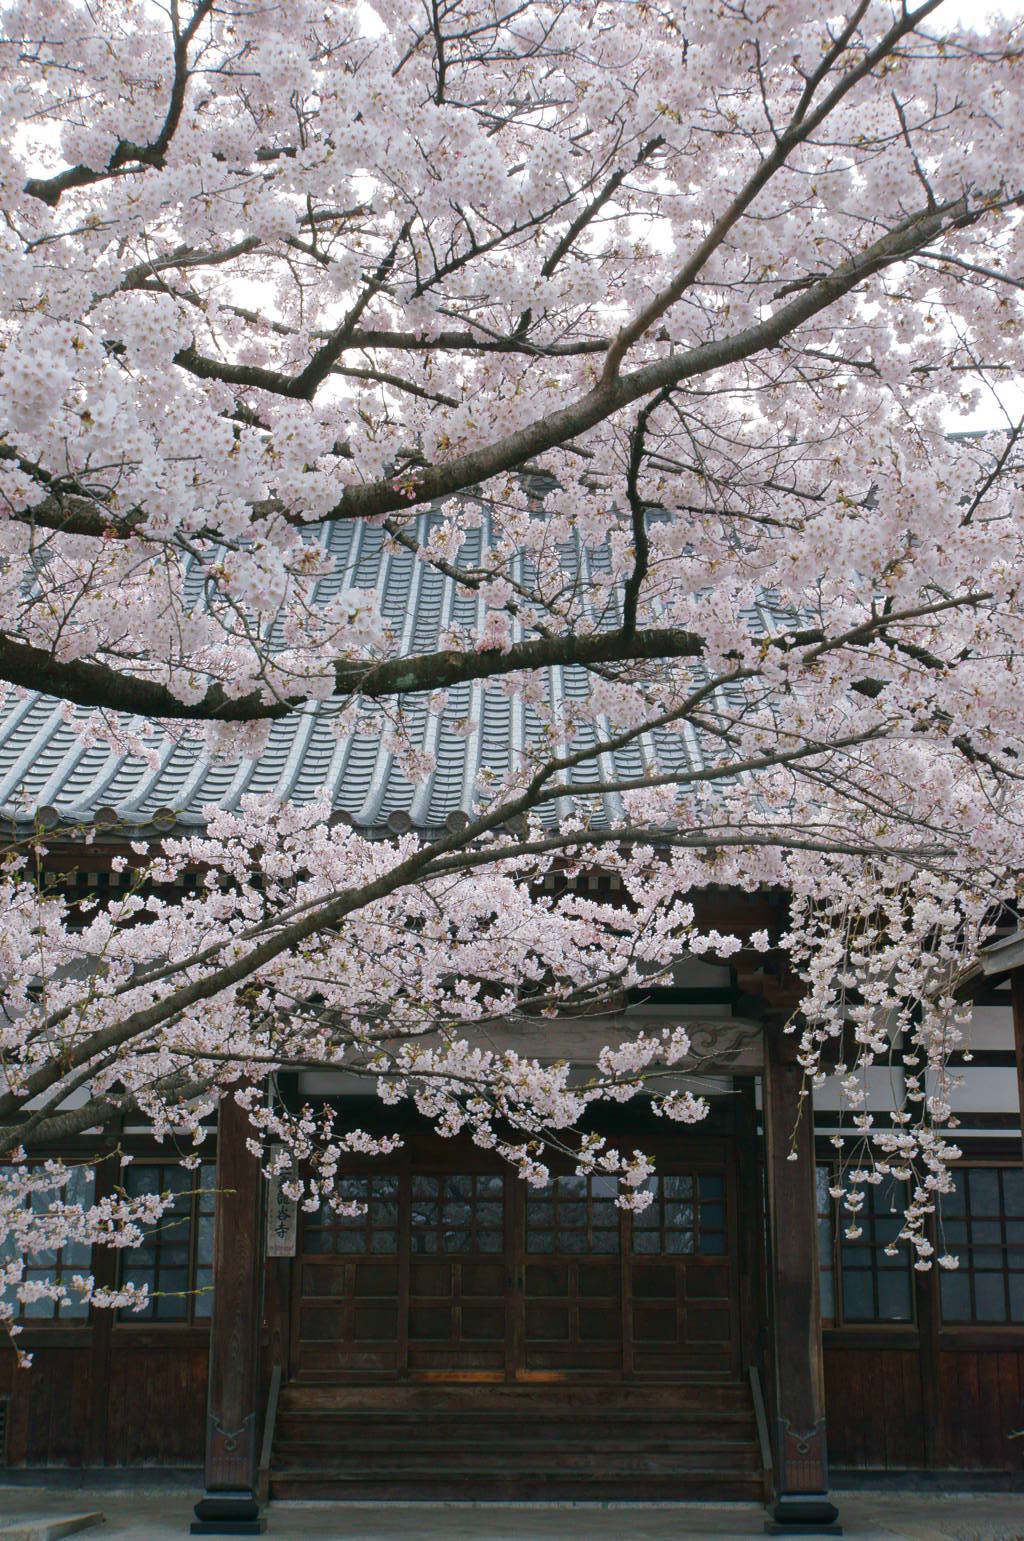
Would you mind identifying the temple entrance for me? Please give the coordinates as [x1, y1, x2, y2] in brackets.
[290, 1135, 740, 1384]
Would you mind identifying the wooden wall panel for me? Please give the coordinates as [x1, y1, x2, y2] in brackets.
[934, 1349, 1024, 1471]
[824, 1347, 926, 1469]
[826, 1344, 1024, 1472]
[105, 1343, 208, 1466]
[0, 1346, 93, 1467]
[0, 1347, 13, 1399]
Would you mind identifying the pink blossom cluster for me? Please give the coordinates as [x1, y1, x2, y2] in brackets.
[0, 0, 1022, 1336]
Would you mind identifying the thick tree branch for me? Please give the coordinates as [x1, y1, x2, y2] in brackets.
[599, 0, 944, 382]
[22, 0, 215, 207]
[0, 625, 704, 719]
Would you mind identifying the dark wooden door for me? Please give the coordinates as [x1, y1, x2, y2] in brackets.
[291, 1138, 740, 1383]
[515, 1171, 624, 1378]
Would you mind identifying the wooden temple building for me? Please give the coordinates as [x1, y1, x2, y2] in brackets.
[0, 515, 1021, 1532]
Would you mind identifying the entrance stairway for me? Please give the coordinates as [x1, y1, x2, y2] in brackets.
[269, 1380, 769, 1500]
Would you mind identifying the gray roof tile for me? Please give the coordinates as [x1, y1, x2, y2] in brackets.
[1, 508, 780, 835]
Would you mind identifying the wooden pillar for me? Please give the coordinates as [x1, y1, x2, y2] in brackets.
[734, 1075, 764, 1375]
[85, 1151, 118, 1467]
[192, 1095, 266, 1536]
[1012, 970, 1024, 1161]
[763, 1026, 841, 1534]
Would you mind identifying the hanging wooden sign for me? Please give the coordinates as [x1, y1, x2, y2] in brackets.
[266, 1145, 298, 1257]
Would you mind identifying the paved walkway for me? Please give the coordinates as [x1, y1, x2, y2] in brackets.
[1, 1490, 1023, 1540]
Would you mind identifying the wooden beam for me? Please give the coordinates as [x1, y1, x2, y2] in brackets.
[192, 1095, 266, 1535]
[84, 1150, 118, 1467]
[1011, 970, 1024, 1161]
[763, 1026, 841, 1534]
[733, 1077, 763, 1377]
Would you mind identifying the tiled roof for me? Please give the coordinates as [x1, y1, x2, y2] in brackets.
[0, 510, 783, 836]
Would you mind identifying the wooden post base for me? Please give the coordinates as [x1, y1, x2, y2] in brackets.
[191, 1490, 267, 1535]
[765, 1494, 842, 1534]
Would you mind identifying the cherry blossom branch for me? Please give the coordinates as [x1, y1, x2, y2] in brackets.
[22, 0, 216, 208]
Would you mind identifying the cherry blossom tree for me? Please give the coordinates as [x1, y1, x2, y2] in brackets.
[2, 0, 1024, 1340]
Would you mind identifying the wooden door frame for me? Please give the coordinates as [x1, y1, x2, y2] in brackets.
[290, 1129, 745, 1387]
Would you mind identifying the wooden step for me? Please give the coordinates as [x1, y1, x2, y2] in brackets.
[279, 1380, 750, 1413]
[274, 1425, 757, 1451]
[275, 1411, 754, 1436]
[272, 1423, 757, 1446]
[272, 1440, 762, 1470]
[270, 1377, 768, 1503]
[269, 1470, 768, 1502]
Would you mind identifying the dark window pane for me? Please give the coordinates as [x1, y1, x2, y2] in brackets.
[974, 1272, 1007, 1322]
[334, 1232, 367, 1253]
[816, 1166, 832, 1211]
[699, 1231, 726, 1256]
[664, 1176, 693, 1199]
[940, 1273, 971, 1322]
[664, 1231, 694, 1255]
[23, 1295, 55, 1320]
[944, 1174, 967, 1216]
[699, 1174, 724, 1199]
[876, 1272, 912, 1321]
[155, 1292, 188, 1320]
[879, 1245, 912, 1271]
[197, 1216, 214, 1267]
[971, 1220, 1002, 1246]
[820, 1270, 835, 1321]
[969, 1169, 1000, 1215]
[666, 1204, 694, 1228]
[1008, 1274, 1024, 1323]
[194, 1267, 213, 1318]
[842, 1268, 874, 1321]
[1002, 1170, 1024, 1217]
[125, 1244, 158, 1265]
